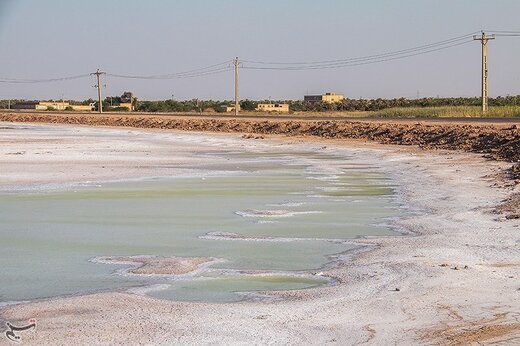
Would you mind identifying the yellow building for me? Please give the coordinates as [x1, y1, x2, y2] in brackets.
[38, 102, 94, 111]
[322, 92, 345, 103]
[11, 101, 94, 111]
[35, 101, 70, 110]
[69, 104, 95, 111]
[118, 103, 133, 111]
[225, 105, 240, 113]
[256, 103, 290, 113]
[304, 92, 345, 104]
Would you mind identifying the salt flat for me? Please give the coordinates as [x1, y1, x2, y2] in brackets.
[0, 122, 518, 345]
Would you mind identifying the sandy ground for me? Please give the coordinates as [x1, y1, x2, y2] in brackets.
[0, 122, 519, 345]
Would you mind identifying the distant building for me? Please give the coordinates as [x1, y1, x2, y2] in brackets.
[10, 101, 39, 110]
[68, 104, 95, 112]
[225, 105, 240, 113]
[304, 92, 345, 104]
[120, 92, 134, 111]
[256, 103, 290, 113]
[115, 92, 134, 111]
[11, 101, 94, 111]
[118, 103, 133, 111]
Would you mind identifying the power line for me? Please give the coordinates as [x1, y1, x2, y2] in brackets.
[0, 61, 233, 83]
[242, 40, 473, 71]
[486, 30, 520, 34]
[493, 34, 520, 37]
[485, 30, 520, 37]
[107, 67, 233, 80]
[241, 32, 479, 66]
[0, 73, 91, 84]
[106, 61, 232, 80]
[0, 32, 481, 83]
[0, 30, 517, 92]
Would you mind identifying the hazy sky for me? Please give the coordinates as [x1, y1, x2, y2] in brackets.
[0, 0, 519, 101]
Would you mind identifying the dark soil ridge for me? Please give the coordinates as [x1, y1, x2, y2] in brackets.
[1, 113, 518, 162]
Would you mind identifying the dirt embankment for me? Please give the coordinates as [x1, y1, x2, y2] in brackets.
[1, 112, 518, 162]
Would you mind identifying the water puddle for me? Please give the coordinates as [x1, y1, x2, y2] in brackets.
[0, 142, 404, 303]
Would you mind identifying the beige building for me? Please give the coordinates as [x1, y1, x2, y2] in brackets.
[225, 105, 240, 113]
[12, 101, 94, 111]
[38, 102, 94, 111]
[36, 102, 68, 110]
[256, 103, 290, 113]
[118, 102, 133, 111]
[69, 104, 95, 111]
[304, 92, 345, 104]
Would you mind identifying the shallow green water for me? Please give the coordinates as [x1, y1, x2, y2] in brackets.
[0, 144, 402, 303]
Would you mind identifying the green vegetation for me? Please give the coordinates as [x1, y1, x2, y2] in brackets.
[0, 99, 28, 109]
[287, 95, 520, 113]
[1, 96, 519, 117]
[239, 100, 258, 111]
[370, 106, 520, 118]
[109, 106, 131, 112]
[132, 96, 520, 117]
[137, 99, 228, 113]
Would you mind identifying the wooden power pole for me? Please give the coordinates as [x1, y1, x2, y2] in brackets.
[234, 57, 240, 116]
[91, 69, 105, 114]
[473, 32, 495, 113]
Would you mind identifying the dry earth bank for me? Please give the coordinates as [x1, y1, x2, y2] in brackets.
[1, 112, 518, 162]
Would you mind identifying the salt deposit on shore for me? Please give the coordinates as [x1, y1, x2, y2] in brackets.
[90, 256, 219, 276]
[0, 122, 519, 345]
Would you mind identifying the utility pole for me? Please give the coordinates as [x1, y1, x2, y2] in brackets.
[233, 57, 240, 116]
[473, 32, 495, 113]
[91, 69, 106, 114]
[196, 99, 202, 115]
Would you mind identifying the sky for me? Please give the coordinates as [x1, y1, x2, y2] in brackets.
[0, 0, 519, 101]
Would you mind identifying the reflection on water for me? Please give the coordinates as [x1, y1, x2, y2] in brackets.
[0, 145, 403, 303]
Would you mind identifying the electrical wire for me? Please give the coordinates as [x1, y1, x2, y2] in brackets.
[0, 61, 233, 83]
[493, 34, 520, 37]
[106, 61, 232, 80]
[242, 32, 479, 66]
[0, 73, 91, 84]
[242, 40, 473, 71]
[487, 30, 520, 34]
[1, 30, 516, 83]
[484, 30, 520, 37]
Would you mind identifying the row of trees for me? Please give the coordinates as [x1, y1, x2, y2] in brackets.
[286, 95, 520, 112]
[136, 99, 229, 113]
[108, 95, 520, 112]
[2, 95, 520, 112]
